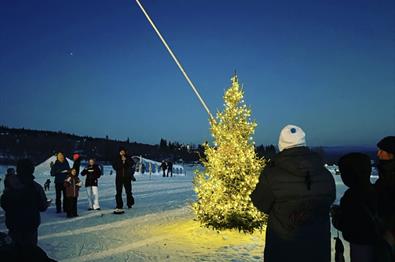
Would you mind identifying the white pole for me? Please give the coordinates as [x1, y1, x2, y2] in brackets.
[135, 0, 214, 120]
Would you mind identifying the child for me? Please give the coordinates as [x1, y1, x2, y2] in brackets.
[64, 168, 81, 218]
[332, 153, 379, 262]
[44, 179, 51, 191]
[81, 158, 102, 211]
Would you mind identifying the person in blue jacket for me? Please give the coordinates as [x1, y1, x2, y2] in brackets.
[50, 152, 70, 213]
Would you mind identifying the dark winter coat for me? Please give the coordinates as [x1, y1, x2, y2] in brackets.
[375, 159, 395, 232]
[50, 160, 70, 184]
[64, 175, 81, 198]
[336, 188, 379, 244]
[250, 147, 336, 262]
[4, 173, 15, 189]
[160, 162, 167, 171]
[72, 158, 81, 175]
[112, 156, 135, 180]
[0, 175, 48, 231]
[81, 164, 102, 187]
[333, 153, 379, 245]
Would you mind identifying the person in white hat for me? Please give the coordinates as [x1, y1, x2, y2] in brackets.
[251, 124, 336, 262]
[278, 124, 306, 152]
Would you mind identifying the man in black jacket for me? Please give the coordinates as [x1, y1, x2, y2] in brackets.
[160, 161, 167, 177]
[112, 147, 135, 212]
[167, 161, 173, 177]
[0, 159, 48, 247]
[50, 152, 70, 213]
[375, 136, 395, 257]
[250, 125, 336, 262]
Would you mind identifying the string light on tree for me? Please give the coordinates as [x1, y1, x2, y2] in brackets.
[193, 74, 266, 233]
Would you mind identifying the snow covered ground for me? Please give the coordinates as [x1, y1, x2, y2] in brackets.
[0, 164, 376, 262]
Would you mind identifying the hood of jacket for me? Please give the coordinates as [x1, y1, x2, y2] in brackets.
[273, 147, 324, 177]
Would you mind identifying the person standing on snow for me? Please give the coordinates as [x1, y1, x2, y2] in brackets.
[112, 147, 135, 213]
[50, 152, 70, 213]
[64, 168, 81, 218]
[43, 179, 51, 191]
[332, 153, 379, 262]
[160, 161, 167, 177]
[81, 158, 102, 211]
[0, 159, 49, 247]
[250, 125, 336, 262]
[72, 152, 81, 175]
[167, 161, 173, 177]
[375, 136, 395, 260]
[3, 168, 16, 189]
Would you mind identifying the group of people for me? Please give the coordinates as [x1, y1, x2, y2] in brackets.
[50, 152, 102, 218]
[49, 147, 136, 216]
[160, 160, 173, 177]
[251, 124, 394, 262]
[0, 146, 137, 261]
[0, 124, 393, 261]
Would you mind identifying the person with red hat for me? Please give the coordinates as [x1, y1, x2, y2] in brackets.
[72, 153, 81, 175]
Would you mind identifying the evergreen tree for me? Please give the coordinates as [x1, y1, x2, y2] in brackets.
[193, 75, 266, 233]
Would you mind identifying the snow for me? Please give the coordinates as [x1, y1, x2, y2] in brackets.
[0, 164, 377, 261]
[34, 156, 74, 178]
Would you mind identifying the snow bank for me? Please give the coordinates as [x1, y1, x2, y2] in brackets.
[34, 156, 74, 178]
[132, 156, 186, 176]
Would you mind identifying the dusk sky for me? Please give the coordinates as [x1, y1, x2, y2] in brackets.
[0, 0, 394, 147]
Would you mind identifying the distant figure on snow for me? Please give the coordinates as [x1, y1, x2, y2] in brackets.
[332, 153, 379, 262]
[64, 168, 81, 218]
[251, 125, 336, 262]
[81, 158, 102, 211]
[160, 161, 167, 177]
[43, 179, 51, 191]
[50, 152, 70, 213]
[112, 147, 135, 213]
[167, 161, 173, 177]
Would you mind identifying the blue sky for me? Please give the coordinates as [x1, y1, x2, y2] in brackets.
[0, 0, 394, 146]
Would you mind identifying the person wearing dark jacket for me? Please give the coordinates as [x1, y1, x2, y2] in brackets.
[4, 168, 15, 189]
[333, 153, 378, 261]
[50, 152, 70, 213]
[81, 158, 102, 211]
[72, 153, 81, 175]
[160, 161, 167, 177]
[167, 161, 173, 177]
[375, 136, 395, 259]
[0, 159, 48, 248]
[64, 168, 81, 218]
[112, 147, 135, 212]
[250, 125, 336, 262]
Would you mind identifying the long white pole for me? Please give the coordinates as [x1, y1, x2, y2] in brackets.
[135, 0, 214, 120]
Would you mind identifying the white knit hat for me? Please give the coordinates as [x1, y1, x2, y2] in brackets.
[278, 124, 306, 152]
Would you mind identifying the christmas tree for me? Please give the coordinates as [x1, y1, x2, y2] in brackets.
[193, 74, 266, 233]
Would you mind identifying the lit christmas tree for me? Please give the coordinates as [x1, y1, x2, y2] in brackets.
[193, 74, 266, 233]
